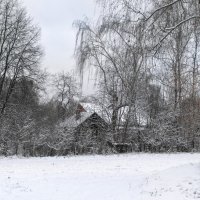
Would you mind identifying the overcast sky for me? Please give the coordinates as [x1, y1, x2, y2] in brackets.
[21, 0, 96, 74]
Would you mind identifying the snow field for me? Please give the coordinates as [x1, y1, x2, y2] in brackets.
[0, 153, 200, 200]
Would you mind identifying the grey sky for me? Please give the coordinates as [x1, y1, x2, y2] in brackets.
[21, 0, 96, 74]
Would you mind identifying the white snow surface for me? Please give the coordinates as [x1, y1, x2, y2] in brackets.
[0, 153, 200, 200]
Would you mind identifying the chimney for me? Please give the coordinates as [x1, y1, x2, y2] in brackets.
[75, 104, 86, 120]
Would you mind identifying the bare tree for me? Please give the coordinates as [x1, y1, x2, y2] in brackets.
[52, 72, 79, 120]
[0, 0, 42, 115]
[75, 0, 150, 139]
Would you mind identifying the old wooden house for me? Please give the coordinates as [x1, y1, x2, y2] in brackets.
[62, 103, 109, 154]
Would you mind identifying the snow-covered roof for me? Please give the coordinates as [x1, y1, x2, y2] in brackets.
[80, 103, 105, 116]
[61, 112, 92, 128]
[61, 102, 147, 128]
[61, 102, 108, 128]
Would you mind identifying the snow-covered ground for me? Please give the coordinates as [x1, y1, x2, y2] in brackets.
[0, 153, 200, 200]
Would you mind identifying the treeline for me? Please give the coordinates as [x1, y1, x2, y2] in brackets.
[74, 0, 200, 153]
[0, 72, 80, 156]
[0, 0, 78, 156]
[1, 0, 200, 156]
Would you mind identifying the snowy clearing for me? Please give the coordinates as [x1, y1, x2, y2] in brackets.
[0, 153, 200, 200]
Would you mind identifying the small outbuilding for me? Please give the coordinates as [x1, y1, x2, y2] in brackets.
[62, 103, 109, 154]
